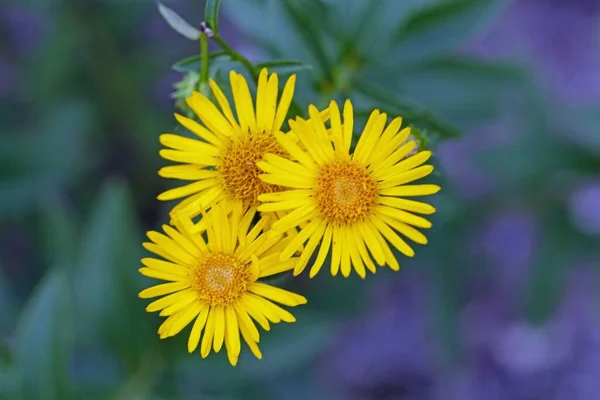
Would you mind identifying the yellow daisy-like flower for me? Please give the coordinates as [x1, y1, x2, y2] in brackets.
[256, 100, 441, 279]
[157, 68, 303, 221]
[138, 205, 306, 366]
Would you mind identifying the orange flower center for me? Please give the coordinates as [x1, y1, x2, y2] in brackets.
[219, 135, 284, 205]
[191, 253, 251, 306]
[314, 161, 378, 224]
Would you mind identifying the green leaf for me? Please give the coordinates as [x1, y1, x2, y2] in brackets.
[525, 213, 574, 325]
[39, 192, 79, 269]
[254, 59, 312, 75]
[280, 0, 332, 78]
[0, 102, 93, 216]
[175, 311, 334, 393]
[74, 179, 152, 369]
[205, 0, 221, 33]
[0, 266, 15, 336]
[14, 269, 72, 400]
[157, 1, 201, 40]
[394, 0, 505, 63]
[355, 81, 460, 138]
[172, 51, 228, 73]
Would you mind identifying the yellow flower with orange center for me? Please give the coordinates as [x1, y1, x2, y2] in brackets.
[157, 68, 300, 221]
[139, 205, 306, 366]
[256, 100, 440, 278]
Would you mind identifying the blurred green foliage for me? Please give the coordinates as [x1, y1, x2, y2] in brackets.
[1, 0, 599, 399]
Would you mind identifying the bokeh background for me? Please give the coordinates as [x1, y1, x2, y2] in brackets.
[2, 0, 600, 399]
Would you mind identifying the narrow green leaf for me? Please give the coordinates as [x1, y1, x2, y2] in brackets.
[205, 0, 221, 33]
[157, 1, 201, 40]
[394, 0, 504, 63]
[280, 0, 332, 78]
[356, 81, 460, 138]
[39, 192, 79, 269]
[525, 213, 573, 325]
[254, 59, 312, 74]
[172, 51, 228, 72]
[74, 179, 152, 368]
[14, 269, 72, 400]
[0, 267, 15, 336]
[0, 338, 10, 366]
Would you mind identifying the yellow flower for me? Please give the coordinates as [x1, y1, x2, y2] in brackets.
[256, 100, 440, 279]
[138, 205, 306, 366]
[157, 68, 303, 221]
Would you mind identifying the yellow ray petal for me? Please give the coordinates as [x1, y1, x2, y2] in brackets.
[157, 179, 218, 201]
[209, 79, 240, 131]
[147, 231, 196, 265]
[379, 184, 441, 197]
[309, 223, 332, 278]
[255, 69, 268, 132]
[187, 92, 234, 136]
[378, 213, 428, 245]
[174, 113, 222, 146]
[375, 206, 433, 229]
[159, 134, 219, 155]
[138, 282, 189, 299]
[146, 289, 195, 313]
[234, 303, 260, 342]
[371, 214, 415, 257]
[264, 72, 278, 131]
[139, 267, 185, 282]
[188, 306, 210, 353]
[141, 258, 189, 276]
[378, 197, 436, 215]
[225, 306, 241, 366]
[342, 100, 353, 154]
[201, 307, 216, 358]
[249, 283, 307, 307]
[273, 74, 296, 131]
[158, 165, 218, 181]
[162, 302, 203, 338]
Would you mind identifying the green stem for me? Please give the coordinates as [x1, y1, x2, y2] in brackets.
[199, 33, 210, 94]
[212, 34, 306, 119]
[213, 34, 258, 81]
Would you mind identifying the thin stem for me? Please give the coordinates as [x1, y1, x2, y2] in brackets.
[212, 34, 258, 81]
[199, 33, 210, 93]
[212, 34, 306, 119]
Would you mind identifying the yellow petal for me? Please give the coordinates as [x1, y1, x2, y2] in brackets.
[249, 283, 307, 307]
[225, 306, 241, 366]
[139, 282, 189, 298]
[188, 306, 210, 353]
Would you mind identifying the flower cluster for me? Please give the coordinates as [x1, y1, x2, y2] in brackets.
[140, 68, 440, 365]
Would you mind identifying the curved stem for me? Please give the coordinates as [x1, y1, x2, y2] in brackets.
[212, 34, 305, 119]
[198, 33, 210, 94]
[212, 34, 258, 81]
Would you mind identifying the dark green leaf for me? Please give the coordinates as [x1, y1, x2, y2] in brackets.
[74, 179, 152, 369]
[0, 102, 93, 216]
[205, 0, 221, 33]
[14, 269, 72, 400]
[172, 51, 228, 73]
[525, 213, 574, 325]
[254, 59, 312, 74]
[355, 81, 460, 138]
[157, 1, 201, 40]
[39, 192, 79, 269]
[176, 311, 334, 393]
[394, 0, 505, 63]
[568, 106, 600, 155]
[0, 267, 16, 336]
[280, 0, 332, 78]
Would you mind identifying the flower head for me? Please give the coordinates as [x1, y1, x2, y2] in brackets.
[157, 68, 298, 221]
[139, 205, 306, 366]
[257, 100, 440, 278]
